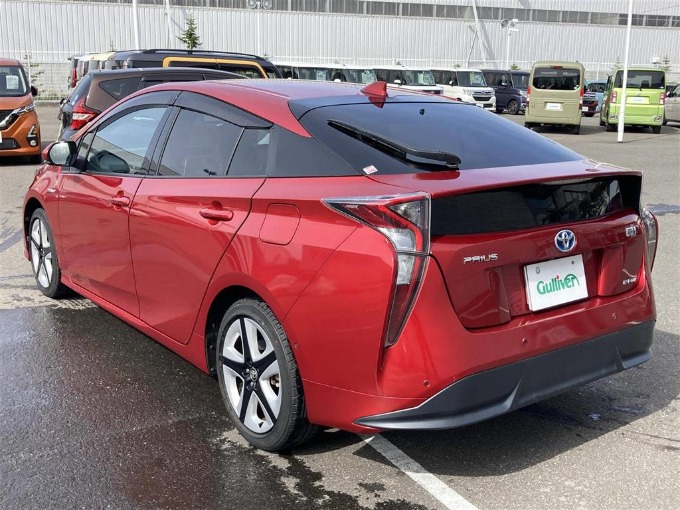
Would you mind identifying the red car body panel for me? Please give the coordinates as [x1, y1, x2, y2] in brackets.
[22, 80, 657, 438]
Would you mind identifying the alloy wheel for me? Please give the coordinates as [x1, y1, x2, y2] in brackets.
[219, 316, 281, 434]
[30, 217, 54, 289]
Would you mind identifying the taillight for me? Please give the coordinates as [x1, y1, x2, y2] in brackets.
[323, 193, 430, 348]
[611, 91, 618, 104]
[71, 96, 98, 131]
[660, 92, 666, 105]
[579, 84, 584, 108]
[70, 69, 77, 88]
[526, 85, 531, 108]
[641, 208, 658, 271]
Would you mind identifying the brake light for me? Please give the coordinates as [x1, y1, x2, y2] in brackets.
[70, 96, 98, 131]
[641, 208, 658, 271]
[660, 92, 666, 105]
[70, 68, 77, 88]
[611, 91, 617, 104]
[323, 193, 430, 348]
[579, 83, 584, 108]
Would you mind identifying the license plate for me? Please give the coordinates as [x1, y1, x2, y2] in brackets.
[524, 254, 588, 311]
[629, 96, 647, 104]
[546, 102, 562, 111]
[582, 106, 589, 111]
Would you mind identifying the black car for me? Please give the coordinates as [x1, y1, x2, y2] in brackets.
[58, 67, 244, 140]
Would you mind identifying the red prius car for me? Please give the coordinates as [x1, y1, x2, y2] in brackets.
[23, 79, 658, 451]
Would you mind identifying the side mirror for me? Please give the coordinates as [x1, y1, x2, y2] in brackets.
[31, 85, 38, 97]
[46, 141, 77, 166]
[448, 80, 454, 86]
[393, 79, 402, 85]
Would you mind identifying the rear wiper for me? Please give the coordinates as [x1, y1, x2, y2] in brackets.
[328, 120, 461, 169]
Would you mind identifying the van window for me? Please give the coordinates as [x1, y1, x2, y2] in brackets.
[614, 70, 665, 89]
[454, 71, 487, 87]
[532, 67, 581, 90]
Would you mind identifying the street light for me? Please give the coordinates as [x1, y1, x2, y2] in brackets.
[247, 0, 272, 56]
[500, 18, 519, 69]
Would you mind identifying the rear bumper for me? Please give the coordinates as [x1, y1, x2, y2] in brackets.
[355, 320, 654, 430]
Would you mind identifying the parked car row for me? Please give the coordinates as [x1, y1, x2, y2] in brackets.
[24, 78, 659, 452]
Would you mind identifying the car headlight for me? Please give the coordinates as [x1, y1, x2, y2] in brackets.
[0, 104, 35, 129]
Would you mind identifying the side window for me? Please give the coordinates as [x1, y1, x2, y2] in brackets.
[85, 107, 166, 174]
[265, 126, 357, 177]
[432, 71, 442, 83]
[228, 128, 270, 177]
[99, 77, 141, 100]
[158, 109, 242, 177]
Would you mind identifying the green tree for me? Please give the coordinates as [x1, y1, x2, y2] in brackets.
[510, 62, 520, 70]
[23, 54, 44, 93]
[178, 14, 201, 50]
[611, 57, 622, 72]
[661, 55, 672, 72]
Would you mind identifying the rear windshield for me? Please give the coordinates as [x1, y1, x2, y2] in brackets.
[298, 101, 581, 174]
[614, 70, 665, 89]
[0, 65, 29, 97]
[532, 67, 581, 91]
[512, 72, 529, 89]
[587, 81, 607, 93]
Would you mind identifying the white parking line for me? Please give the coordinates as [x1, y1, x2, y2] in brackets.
[361, 434, 479, 510]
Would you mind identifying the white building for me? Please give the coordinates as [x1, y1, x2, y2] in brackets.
[2, 0, 679, 96]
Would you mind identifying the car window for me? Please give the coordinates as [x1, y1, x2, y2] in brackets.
[614, 70, 665, 89]
[228, 128, 270, 177]
[532, 67, 581, 90]
[158, 109, 242, 177]
[216, 64, 265, 79]
[99, 77, 142, 100]
[85, 107, 166, 174]
[67, 73, 92, 105]
[0, 65, 29, 97]
[299, 101, 581, 173]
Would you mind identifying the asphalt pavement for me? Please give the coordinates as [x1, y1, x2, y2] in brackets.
[1, 105, 678, 510]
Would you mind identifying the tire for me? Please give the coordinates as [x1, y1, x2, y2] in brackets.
[524, 122, 535, 130]
[28, 209, 67, 298]
[572, 124, 581, 135]
[599, 117, 606, 127]
[662, 113, 667, 126]
[495, 108, 504, 114]
[584, 113, 595, 118]
[216, 298, 318, 452]
[605, 121, 616, 132]
[652, 125, 661, 134]
[27, 154, 42, 165]
[507, 99, 520, 115]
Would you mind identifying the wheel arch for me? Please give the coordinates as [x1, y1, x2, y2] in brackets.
[204, 285, 262, 377]
[23, 197, 44, 252]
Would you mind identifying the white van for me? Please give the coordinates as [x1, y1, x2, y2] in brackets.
[273, 62, 333, 81]
[373, 65, 443, 94]
[431, 67, 496, 109]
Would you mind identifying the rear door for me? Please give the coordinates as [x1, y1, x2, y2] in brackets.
[617, 69, 665, 119]
[129, 92, 270, 344]
[528, 64, 582, 121]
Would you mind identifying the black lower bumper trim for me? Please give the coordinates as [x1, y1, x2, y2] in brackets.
[356, 321, 654, 430]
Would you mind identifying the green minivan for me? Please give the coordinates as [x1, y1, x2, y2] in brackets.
[524, 61, 584, 134]
[600, 67, 666, 134]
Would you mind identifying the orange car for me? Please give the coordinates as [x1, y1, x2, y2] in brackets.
[0, 58, 41, 162]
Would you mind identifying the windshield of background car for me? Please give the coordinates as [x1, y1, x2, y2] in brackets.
[299, 101, 581, 173]
[587, 81, 607, 93]
[341, 69, 377, 84]
[403, 70, 436, 86]
[532, 67, 581, 90]
[457, 71, 487, 87]
[512, 72, 529, 89]
[0, 66, 29, 97]
[614, 70, 665, 89]
[298, 67, 331, 80]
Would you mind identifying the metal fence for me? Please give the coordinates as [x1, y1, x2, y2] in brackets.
[4, 52, 72, 101]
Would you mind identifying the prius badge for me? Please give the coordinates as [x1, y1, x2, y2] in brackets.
[554, 229, 576, 253]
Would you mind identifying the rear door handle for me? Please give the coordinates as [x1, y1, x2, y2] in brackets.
[199, 208, 234, 222]
[110, 195, 130, 207]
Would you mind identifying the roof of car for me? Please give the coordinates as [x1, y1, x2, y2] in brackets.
[108, 49, 268, 61]
[134, 79, 449, 136]
[0, 58, 21, 66]
[86, 67, 244, 79]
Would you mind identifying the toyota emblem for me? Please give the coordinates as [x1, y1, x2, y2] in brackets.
[554, 229, 576, 253]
